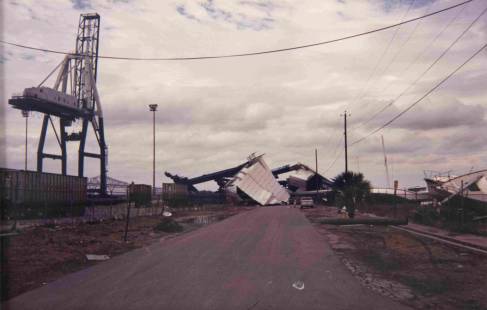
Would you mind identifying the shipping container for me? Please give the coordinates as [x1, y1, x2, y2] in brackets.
[162, 182, 188, 195]
[127, 183, 152, 207]
[0, 168, 87, 213]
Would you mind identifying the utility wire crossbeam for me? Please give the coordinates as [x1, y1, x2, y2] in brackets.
[8, 13, 108, 196]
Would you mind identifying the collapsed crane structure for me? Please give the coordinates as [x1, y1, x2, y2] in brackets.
[9, 13, 108, 195]
[165, 161, 249, 193]
[165, 154, 332, 205]
[272, 163, 332, 192]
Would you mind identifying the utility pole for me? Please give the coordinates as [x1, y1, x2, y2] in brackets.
[149, 104, 158, 197]
[315, 148, 319, 199]
[21, 110, 29, 170]
[341, 111, 350, 173]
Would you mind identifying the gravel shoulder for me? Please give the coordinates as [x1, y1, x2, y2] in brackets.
[302, 206, 487, 310]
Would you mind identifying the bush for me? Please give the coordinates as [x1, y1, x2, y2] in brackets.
[154, 217, 183, 233]
[332, 171, 371, 217]
[366, 193, 411, 205]
[163, 194, 192, 208]
[413, 207, 439, 225]
[5, 203, 85, 220]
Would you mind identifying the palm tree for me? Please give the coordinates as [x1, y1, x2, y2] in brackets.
[332, 171, 371, 218]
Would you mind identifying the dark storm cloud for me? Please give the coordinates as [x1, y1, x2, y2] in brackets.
[354, 131, 433, 155]
[352, 96, 485, 132]
[176, 0, 276, 31]
[20, 54, 36, 61]
[380, 0, 435, 13]
[71, 0, 91, 10]
[391, 98, 485, 130]
[176, 5, 202, 22]
[437, 124, 487, 155]
[104, 97, 279, 133]
[439, 70, 487, 99]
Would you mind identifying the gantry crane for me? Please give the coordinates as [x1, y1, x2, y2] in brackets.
[9, 13, 108, 195]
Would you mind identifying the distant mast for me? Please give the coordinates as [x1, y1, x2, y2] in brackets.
[381, 135, 391, 188]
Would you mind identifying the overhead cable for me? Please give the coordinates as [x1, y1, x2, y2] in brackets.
[0, 0, 472, 61]
[324, 148, 344, 174]
[351, 4, 486, 131]
[323, 134, 344, 174]
[361, 0, 435, 102]
[347, 0, 417, 110]
[352, 1, 468, 130]
[351, 41, 487, 146]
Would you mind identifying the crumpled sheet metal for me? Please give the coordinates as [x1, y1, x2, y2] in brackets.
[227, 155, 290, 205]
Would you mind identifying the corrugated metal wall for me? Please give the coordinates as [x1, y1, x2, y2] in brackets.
[0, 168, 87, 207]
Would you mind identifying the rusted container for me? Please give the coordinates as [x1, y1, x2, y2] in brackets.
[0, 168, 87, 208]
[127, 183, 152, 207]
[162, 183, 188, 195]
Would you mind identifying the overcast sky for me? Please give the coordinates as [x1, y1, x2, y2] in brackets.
[1, 0, 486, 190]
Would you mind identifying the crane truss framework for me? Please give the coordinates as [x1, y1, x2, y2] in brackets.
[8, 13, 108, 195]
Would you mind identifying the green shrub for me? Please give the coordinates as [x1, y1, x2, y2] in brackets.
[154, 217, 183, 233]
[366, 193, 411, 204]
[5, 203, 85, 220]
[163, 194, 192, 208]
[413, 207, 439, 225]
[331, 171, 371, 217]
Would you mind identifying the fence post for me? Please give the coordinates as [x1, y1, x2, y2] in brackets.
[70, 199, 73, 225]
[124, 200, 131, 242]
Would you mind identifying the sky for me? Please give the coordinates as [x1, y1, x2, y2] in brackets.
[1, 0, 486, 191]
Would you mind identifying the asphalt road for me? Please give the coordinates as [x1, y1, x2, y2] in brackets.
[6, 207, 409, 310]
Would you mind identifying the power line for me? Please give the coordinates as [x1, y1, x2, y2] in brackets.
[350, 3, 467, 131]
[323, 132, 344, 174]
[351, 40, 487, 146]
[0, 0, 472, 61]
[355, 1, 467, 120]
[346, 0, 417, 111]
[351, 4, 486, 131]
[363, 0, 436, 100]
[324, 148, 344, 174]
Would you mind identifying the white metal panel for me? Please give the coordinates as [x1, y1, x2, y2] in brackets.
[442, 170, 486, 192]
[229, 155, 290, 205]
[426, 170, 487, 203]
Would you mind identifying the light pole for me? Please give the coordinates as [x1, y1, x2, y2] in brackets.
[149, 104, 158, 197]
[21, 110, 29, 170]
[315, 148, 318, 199]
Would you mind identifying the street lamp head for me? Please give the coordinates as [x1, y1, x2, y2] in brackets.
[21, 110, 30, 117]
[149, 104, 158, 112]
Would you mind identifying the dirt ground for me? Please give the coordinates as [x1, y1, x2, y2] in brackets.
[0, 206, 253, 301]
[303, 206, 487, 310]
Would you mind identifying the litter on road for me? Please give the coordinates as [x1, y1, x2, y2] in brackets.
[292, 281, 305, 290]
[85, 254, 110, 261]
